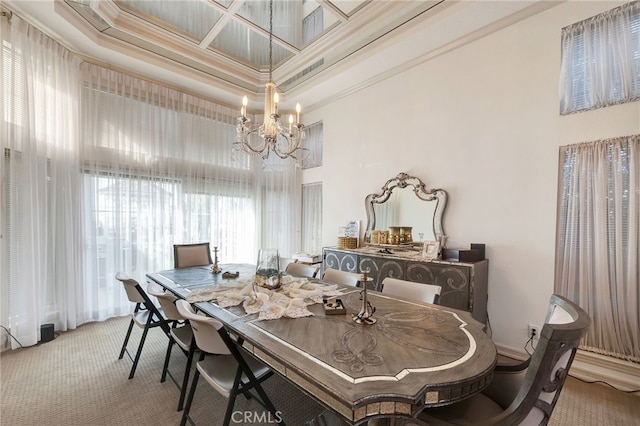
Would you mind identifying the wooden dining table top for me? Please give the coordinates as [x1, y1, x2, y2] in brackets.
[146, 264, 497, 424]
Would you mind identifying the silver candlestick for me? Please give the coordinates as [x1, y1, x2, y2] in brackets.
[352, 271, 376, 325]
[211, 246, 222, 274]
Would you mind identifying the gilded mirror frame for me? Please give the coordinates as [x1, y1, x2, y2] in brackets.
[364, 172, 447, 242]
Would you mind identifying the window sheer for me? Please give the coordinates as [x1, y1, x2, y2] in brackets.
[301, 182, 322, 254]
[559, 1, 640, 114]
[1, 15, 299, 350]
[555, 135, 639, 362]
[1, 15, 84, 347]
[302, 121, 323, 169]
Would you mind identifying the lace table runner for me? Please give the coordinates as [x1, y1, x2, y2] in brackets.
[186, 275, 344, 320]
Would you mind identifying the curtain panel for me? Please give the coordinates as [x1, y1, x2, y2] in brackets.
[1, 15, 84, 347]
[1, 15, 299, 349]
[555, 135, 639, 362]
[559, 1, 640, 114]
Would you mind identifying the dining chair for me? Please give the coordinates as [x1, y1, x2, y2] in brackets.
[279, 257, 297, 272]
[175, 300, 283, 426]
[418, 294, 590, 426]
[173, 242, 213, 269]
[285, 262, 320, 278]
[146, 282, 194, 411]
[322, 268, 361, 287]
[116, 272, 171, 379]
[381, 277, 441, 304]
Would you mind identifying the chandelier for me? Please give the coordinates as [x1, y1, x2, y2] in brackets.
[234, 0, 308, 164]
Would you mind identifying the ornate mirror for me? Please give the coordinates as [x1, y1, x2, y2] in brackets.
[364, 172, 447, 243]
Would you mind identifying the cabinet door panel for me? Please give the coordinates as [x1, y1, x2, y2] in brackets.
[324, 250, 358, 273]
[405, 263, 437, 284]
[435, 266, 470, 311]
[358, 256, 404, 292]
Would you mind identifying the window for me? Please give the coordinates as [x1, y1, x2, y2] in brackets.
[559, 1, 640, 114]
[555, 135, 639, 362]
[301, 182, 322, 255]
[83, 172, 256, 298]
[302, 6, 323, 45]
[302, 121, 323, 169]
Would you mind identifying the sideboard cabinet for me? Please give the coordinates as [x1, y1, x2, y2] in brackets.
[322, 247, 488, 324]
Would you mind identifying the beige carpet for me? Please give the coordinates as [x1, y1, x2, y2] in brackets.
[1, 317, 638, 425]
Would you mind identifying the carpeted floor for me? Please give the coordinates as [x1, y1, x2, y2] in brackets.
[1, 316, 638, 425]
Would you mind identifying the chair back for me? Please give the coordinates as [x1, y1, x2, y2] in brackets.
[116, 272, 170, 332]
[322, 268, 361, 287]
[175, 300, 231, 355]
[381, 277, 441, 304]
[147, 282, 182, 321]
[174, 243, 213, 268]
[286, 262, 320, 278]
[500, 294, 590, 425]
[116, 272, 147, 304]
[279, 257, 297, 272]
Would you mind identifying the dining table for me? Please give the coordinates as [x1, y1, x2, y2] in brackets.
[146, 263, 497, 425]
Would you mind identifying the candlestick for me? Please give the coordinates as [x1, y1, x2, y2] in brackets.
[352, 271, 376, 324]
[211, 246, 222, 274]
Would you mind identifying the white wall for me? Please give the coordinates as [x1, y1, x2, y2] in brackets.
[303, 1, 640, 353]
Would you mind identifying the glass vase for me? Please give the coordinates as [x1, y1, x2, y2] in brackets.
[255, 248, 281, 289]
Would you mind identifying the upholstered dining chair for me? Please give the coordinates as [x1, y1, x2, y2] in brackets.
[285, 262, 320, 278]
[146, 282, 194, 411]
[418, 294, 591, 426]
[116, 272, 171, 379]
[173, 242, 213, 269]
[381, 277, 441, 304]
[175, 300, 283, 426]
[322, 268, 361, 287]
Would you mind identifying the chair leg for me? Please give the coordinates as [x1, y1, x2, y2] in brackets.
[181, 368, 201, 426]
[128, 317, 153, 379]
[118, 318, 135, 360]
[252, 381, 285, 425]
[222, 367, 244, 426]
[178, 342, 196, 411]
[162, 337, 175, 383]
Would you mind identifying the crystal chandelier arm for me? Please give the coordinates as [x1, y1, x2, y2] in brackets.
[271, 125, 308, 159]
[235, 119, 268, 154]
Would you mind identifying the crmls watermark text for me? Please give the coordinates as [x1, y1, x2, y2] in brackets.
[231, 411, 283, 424]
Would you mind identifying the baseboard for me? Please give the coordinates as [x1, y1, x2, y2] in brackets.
[495, 344, 640, 393]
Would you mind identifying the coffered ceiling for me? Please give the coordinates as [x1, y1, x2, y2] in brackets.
[4, 1, 556, 111]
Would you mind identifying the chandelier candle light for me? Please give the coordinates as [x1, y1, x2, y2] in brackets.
[235, 0, 308, 163]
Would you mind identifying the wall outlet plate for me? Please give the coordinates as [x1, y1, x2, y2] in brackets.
[528, 324, 541, 340]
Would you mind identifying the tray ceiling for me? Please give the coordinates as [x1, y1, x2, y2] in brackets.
[4, 1, 555, 109]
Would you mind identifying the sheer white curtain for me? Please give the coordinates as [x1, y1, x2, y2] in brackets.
[1, 15, 84, 347]
[1, 15, 299, 349]
[555, 135, 639, 362]
[301, 182, 322, 254]
[560, 1, 640, 114]
[258, 166, 300, 258]
[80, 63, 297, 316]
[302, 121, 323, 169]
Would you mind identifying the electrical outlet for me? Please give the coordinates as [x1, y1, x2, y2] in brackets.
[528, 324, 541, 340]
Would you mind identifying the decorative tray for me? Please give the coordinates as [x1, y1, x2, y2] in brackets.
[323, 298, 346, 315]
